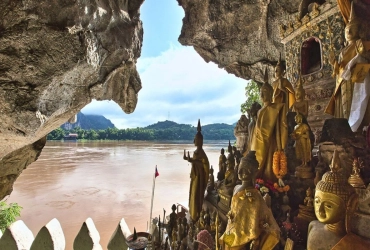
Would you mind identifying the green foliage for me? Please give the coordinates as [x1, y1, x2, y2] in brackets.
[0, 201, 22, 232]
[47, 127, 65, 140]
[240, 79, 260, 114]
[48, 121, 236, 141]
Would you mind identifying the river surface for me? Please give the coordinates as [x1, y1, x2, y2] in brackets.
[8, 140, 227, 249]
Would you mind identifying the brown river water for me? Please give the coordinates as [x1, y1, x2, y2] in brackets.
[8, 140, 226, 249]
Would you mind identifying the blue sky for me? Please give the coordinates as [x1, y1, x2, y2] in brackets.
[81, 0, 248, 128]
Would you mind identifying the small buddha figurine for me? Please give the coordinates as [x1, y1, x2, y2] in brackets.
[291, 113, 312, 167]
[218, 148, 227, 180]
[348, 158, 366, 188]
[149, 217, 160, 245]
[218, 157, 236, 196]
[304, 187, 314, 207]
[219, 151, 280, 250]
[181, 217, 189, 241]
[183, 120, 210, 222]
[307, 149, 370, 249]
[291, 77, 309, 118]
[233, 146, 242, 166]
[291, 113, 314, 179]
[168, 204, 177, 239]
[207, 166, 215, 192]
[226, 141, 235, 170]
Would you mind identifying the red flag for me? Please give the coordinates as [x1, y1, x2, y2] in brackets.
[155, 166, 159, 178]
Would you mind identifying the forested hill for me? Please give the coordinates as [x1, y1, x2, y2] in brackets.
[48, 119, 235, 141]
[61, 112, 115, 130]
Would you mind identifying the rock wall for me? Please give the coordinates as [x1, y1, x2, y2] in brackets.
[177, 0, 302, 82]
[0, 0, 144, 199]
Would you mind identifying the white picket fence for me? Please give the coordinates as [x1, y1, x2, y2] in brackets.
[0, 217, 132, 250]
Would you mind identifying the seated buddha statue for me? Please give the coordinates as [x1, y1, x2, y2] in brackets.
[217, 158, 236, 196]
[219, 151, 280, 250]
[307, 149, 370, 249]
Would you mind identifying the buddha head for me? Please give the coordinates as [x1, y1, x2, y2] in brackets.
[314, 150, 357, 225]
[238, 151, 259, 184]
[295, 78, 305, 101]
[221, 148, 225, 155]
[295, 113, 303, 124]
[260, 82, 273, 104]
[306, 187, 313, 197]
[274, 54, 285, 78]
[194, 119, 203, 147]
[345, 2, 360, 43]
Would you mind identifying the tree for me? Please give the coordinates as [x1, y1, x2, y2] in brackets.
[0, 201, 22, 232]
[240, 79, 261, 114]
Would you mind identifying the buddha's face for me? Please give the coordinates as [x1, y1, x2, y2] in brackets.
[345, 24, 359, 42]
[275, 65, 283, 78]
[295, 115, 302, 124]
[260, 86, 272, 103]
[314, 190, 346, 224]
[238, 165, 254, 182]
[295, 89, 303, 100]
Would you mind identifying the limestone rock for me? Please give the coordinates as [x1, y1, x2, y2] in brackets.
[0, 0, 144, 198]
[177, 0, 303, 81]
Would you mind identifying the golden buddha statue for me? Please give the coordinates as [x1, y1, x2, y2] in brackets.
[207, 165, 215, 192]
[226, 140, 235, 170]
[291, 112, 312, 167]
[218, 157, 237, 196]
[325, 2, 369, 131]
[218, 148, 227, 179]
[291, 76, 309, 118]
[291, 113, 313, 179]
[272, 54, 295, 113]
[219, 151, 280, 250]
[250, 70, 288, 182]
[183, 119, 210, 222]
[304, 187, 314, 207]
[247, 102, 262, 152]
[348, 158, 365, 188]
[307, 149, 370, 249]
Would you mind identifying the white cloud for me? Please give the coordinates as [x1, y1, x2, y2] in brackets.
[82, 45, 248, 129]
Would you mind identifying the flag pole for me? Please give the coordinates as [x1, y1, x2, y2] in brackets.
[149, 165, 157, 232]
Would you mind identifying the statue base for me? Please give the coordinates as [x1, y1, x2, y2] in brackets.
[295, 165, 314, 179]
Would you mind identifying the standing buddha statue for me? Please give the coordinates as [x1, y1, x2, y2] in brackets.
[183, 120, 210, 222]
[218, 148, 227, 180]
[325, 2, 364, 128]
[251, 69, 288, 183]
[291, 75, 309, 118]
[272, 54, 295, 113]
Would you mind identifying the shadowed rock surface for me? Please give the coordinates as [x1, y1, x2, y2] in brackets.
[0, 0, 144, 198]
[177, 0, 302, 82]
